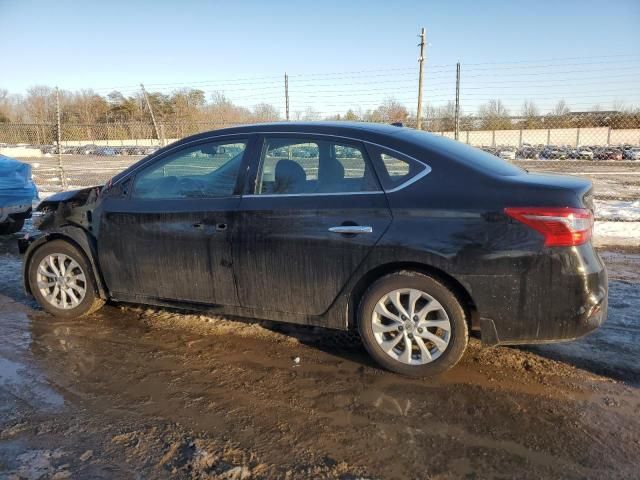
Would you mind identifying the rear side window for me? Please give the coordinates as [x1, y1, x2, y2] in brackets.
[370, 147, 428, 190]
[380, 153, 411, 182]
[256, 137, 380, 195]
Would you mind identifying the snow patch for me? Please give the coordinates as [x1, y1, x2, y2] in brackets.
[593, 221, 640, 247]
[595, 200, 640, 221]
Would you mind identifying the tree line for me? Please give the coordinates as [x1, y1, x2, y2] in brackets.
[1, 86, 639, 134]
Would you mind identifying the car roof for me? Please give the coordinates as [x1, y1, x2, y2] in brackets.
[177, 121, 417, 145]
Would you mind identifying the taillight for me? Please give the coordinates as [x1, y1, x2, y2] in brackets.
[504, 207, 593, 247]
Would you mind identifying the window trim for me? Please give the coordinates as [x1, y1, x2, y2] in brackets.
[248, 133, 384, 197]
[111, 130, 431, 199]
[128, 136, 251, 201]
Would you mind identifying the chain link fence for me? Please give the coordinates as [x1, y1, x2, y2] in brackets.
[0, 117, 639, 220]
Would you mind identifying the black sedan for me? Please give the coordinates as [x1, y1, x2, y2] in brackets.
[20, 122, 607, 376]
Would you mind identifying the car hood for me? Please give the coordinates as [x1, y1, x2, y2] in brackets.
[36, 186, 101, 212]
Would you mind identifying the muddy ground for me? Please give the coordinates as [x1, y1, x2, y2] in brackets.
[0, 232, 638, 479]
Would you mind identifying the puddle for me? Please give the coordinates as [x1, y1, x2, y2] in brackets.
[0, 239, 638, 478]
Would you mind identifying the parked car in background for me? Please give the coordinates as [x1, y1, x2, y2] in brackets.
[94, 146, 118, 156]
[594, 148, 623, 161]
[570, 147, 594, 160]
[20, 122, 607, 377]
[0, 154, 38, 234]
[497, 147, 516, 160]
[516, 146, 538, 159]
[79, 144, 98, 155]
[125, 146, 147, 155]
[623, 147, 640, 160]
[539, 146, 567, 160]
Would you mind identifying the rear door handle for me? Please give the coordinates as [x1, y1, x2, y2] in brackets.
[329, 226, 373, 234]
[192, 222, 227, 231]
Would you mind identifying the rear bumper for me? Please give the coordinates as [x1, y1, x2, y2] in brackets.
[461, 244, 608, 346]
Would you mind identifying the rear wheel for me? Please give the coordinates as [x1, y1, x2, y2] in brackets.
[358, 272, 468, 377]
[27, 239, 105, 318]
[0, 218, 25, 235]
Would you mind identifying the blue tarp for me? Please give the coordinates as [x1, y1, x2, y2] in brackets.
[0, 154, 39, 208]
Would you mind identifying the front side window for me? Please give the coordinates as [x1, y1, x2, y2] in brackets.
[256, 137, 379, 195]
[132, 140, 247, 199]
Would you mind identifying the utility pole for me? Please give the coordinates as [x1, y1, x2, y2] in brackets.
[454, 62, 461, 140]
[285, 73, 290, 121]
[55, 87, 67, 190]
[416, 28, 426, 130]
[140, 83, 162, 146]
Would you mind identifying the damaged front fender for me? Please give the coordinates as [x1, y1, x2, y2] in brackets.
[34, 186, 101, 231]
[21, 187, 108, 300]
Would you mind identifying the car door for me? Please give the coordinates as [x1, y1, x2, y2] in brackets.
[232, 134, 392, 316]
[97, 136, 255, 305]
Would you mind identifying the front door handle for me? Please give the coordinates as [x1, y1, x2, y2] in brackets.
[329, 226, 373, 234]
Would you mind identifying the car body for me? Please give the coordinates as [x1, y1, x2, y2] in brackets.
[0, 154, 38, 234]
[19, 122, 608, 376]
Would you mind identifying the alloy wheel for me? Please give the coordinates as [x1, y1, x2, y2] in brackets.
[371, 288, 451, 365]
[36, 253, 87, 310]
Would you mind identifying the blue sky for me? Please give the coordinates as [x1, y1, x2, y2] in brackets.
[1, 0, 639, 116]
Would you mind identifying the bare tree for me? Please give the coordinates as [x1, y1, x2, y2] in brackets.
[478, 99, 511, 130]
[520, 100, 541, 128]
[343, 109, 360, 121]
[302, 107, 321, 121]
[364, 98, 408, 124]
[253, 103, 280, 122]
[551, 100, 570, 116]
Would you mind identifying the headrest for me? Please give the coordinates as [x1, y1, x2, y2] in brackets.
[274, 159, 306, 193]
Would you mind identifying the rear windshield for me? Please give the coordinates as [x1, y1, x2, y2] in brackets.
[400, 129, 525, 176]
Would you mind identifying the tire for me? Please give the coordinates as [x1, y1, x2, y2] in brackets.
[0, 218, 25, 235]
[358, 271, 468, 377]
[27, 239, 105, 318]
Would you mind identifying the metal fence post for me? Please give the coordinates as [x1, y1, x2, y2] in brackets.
[492, 130, 495, 147]
[519, 129, 523, 147]
[416, 28, 425, 130]
[576, 127, 580, 147]
[607, 127, 611, 145]
[55, 87, 67, 190]
[547, 128, 551, 145]
[454, 62, 460, 140]
[285, 73, 290, 121]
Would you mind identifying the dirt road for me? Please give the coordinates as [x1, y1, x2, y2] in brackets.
[0, 231, 638, 479]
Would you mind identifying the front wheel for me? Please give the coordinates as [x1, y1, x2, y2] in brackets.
[358, 272, 468, 377]
[27, 239, 105, 318]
